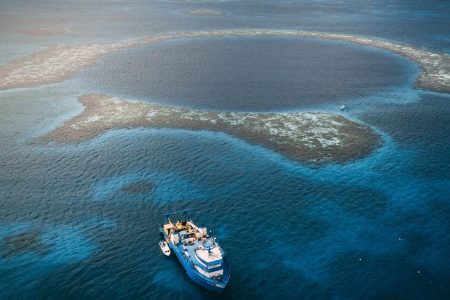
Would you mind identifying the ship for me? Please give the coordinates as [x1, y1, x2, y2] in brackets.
[159, 209, 230, 293]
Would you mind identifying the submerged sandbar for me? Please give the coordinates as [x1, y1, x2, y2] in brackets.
[0, 29, 449, 93]
[39, 93, 380, 164]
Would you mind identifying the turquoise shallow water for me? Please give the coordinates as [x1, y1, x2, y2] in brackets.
[1, 0, 450, 299]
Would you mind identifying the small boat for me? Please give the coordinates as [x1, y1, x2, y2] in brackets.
[340, 105, 346, 111]
[159, 240, 171, 256]
[160, 209, 230, 293]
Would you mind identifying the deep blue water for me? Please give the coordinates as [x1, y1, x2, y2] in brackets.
[1, 0, 450, 299]
[78, 37, 411, 111]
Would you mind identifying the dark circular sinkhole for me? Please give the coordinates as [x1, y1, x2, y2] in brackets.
[80, 36, 412, 111]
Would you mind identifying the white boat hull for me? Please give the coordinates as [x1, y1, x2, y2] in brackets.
[159, 241, 171, 256]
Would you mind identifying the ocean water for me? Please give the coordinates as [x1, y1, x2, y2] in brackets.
[77, 36, 411, 111]
[1, 1, 450, 299]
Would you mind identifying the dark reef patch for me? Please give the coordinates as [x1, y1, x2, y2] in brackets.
[1, 230, 50, 258]
[120, 181, 155, 194]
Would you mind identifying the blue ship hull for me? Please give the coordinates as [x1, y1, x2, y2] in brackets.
[171, 244, 229, 293]
[160, 226, 230, 293]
